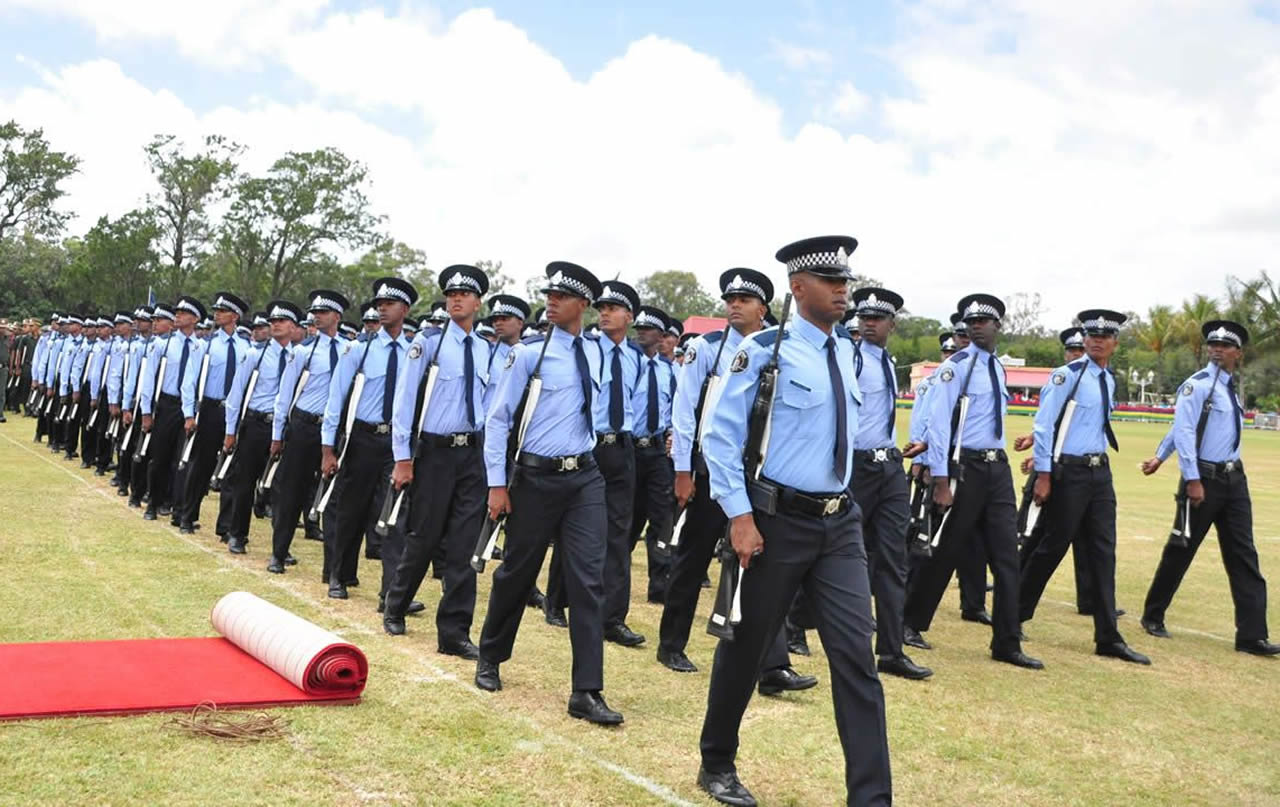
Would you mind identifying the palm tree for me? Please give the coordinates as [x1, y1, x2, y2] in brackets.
[1176, 294, 1220, 365]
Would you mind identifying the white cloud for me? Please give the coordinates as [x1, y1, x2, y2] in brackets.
[3, 1, 1280, 327]
[769, 39, 832, 71]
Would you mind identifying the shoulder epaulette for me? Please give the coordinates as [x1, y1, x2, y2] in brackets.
[659, 354, 673, 364]
[1067, 358, 1086, 371]
[1192, 370, 1210, 381]
[300, 335, 317, 346]
[356, 332, 372, 343]
[748, 326, 784, 348]
[520, 334, 545, 345]
[703, 330, 723, 345]
[949, 350, 969, 363]
[834, 324, 856, 341]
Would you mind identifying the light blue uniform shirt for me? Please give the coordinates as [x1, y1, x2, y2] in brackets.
[322, 327, 412, 446]
[1174, 363, 1243, 481]
[225, 339, 293, 435]
[106, 336, 130, 406]
[1155, 428, 1175, 461]
[42, 334, 65, 387]
[31, 333, 49, 379]
[908, 374, 935, 450]
[199, 328, 250, 404]
[86, 338, 111, 400]
[853, 340, 897, 450]
[140, 332, 200, 415]
[591, 335, 638, 435]
[705, 314, 863, 519]
[273, 331, 340, 440]
[484, 326, 602, 486]
[924, 344, 1008, 477]
[671, 327, 740, 473]
[483, 341, 517, 412]
[632, 349, 675, 438]
[1032, 357, 1116, 472]
[391, 321, 490, 462]
[121, 336, 151, 409]
[64, 336, 91, 395]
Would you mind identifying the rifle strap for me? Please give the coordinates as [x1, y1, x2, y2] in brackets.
[946, 350, 982, 457]
[1194, 367, 1222, 460]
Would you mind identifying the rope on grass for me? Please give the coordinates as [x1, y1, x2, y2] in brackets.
[165, 701, 288, 742]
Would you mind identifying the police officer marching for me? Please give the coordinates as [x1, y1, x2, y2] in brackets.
[628, 304, 677, 608]
[1139, 320, 1279, 656]
[1017, 310, 1150, 664]
[697, 235, 889, 807]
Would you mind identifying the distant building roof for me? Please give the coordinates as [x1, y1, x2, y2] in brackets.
[682, 315, 726, 336]
[909, 361, 1053, 392]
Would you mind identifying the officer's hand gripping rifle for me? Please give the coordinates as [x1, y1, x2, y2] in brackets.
[471, 331, 554, 573]
[376, 331, 447, 536]
[929, 350, 981, 549]
[258, 346, 317, 498]
[1169, 365, 1222, 548]
[708, 294, 791, 641]
[135, 349, 169, 461]
[86, 347, 112, 430]
[214, 357, 262, 484]
[310, 342, 372, 521]
[177, 352, 211, 471]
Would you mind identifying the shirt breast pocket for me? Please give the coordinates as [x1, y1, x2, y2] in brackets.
[778, 377, 825, 437]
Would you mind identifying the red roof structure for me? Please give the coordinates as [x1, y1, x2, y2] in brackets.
[682, 316, 726, 336]
[908, 361, 1053, 394]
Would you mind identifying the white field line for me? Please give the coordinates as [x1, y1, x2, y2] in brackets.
[2, 432, 697, 807]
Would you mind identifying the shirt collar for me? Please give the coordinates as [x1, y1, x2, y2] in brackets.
[1085, 357, 1108, 377]
[791, 312, 831, 350]
[859, 340, 886, 360]
[446, 319, 472, 343]
[376, 327, 410, 348]
[1204, 361, 1231, 382]
[966, 342, 993, 361]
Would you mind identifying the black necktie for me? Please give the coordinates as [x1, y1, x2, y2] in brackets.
[825, 337, 848, 479]
[880, 348, 895, 438]
[987, 355, 1002, 439]
[223, 336, 236, 397]
[1228, 376, 1242, 451]
[572, 336, 592, 431]
[463, 334, 476, 429]
[1099, 370, 1118, 451]
[328, 338, 338, 376]
[383, 341, 398, 423]
[277, 346, 287, 381]
[609, 346, 623, 431]
[647, 359, 659, 434]
[177, 336, 190, 389]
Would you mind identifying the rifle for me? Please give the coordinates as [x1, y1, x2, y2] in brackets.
[6, 345, 22, 390]
[310, 340, 375, 521]
[135, 335, 172, 461]
[928, 349, 982, 550]
[708, 293, 792, 642]
[471, 330, 554, 573]
[1020, 364, 1088, 543]
[659, 325, 733, 554]
[118, 349, 147, 456]
[1169, 365, 1222, 548]
[177, 351, 211, 471]
[86, 343, 113, 429]
[376, 328, 447, 536]
[215, 345, 269, 484]
[907, 468, 934, 557]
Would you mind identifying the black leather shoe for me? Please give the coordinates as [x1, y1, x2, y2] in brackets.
[1116, 608, 1127, 618]
[475, 659, 501, 691]
[94, 468, 106, 477]
[1096, 642, 1151, 665]
[657, 648, 698, 673]
[439, 638, 480, 660]
[992, 650, 1044, 670]
[328, 579, 348, 600]
[697, 767, 757, 807]
[545, 607, 568, 628]
[758, 666, 818, 696]
[701, 575, 712, 589]
[787, 623, 810, 656]
[568, 691, 623, 726]
[962, 609, 993, 626]
[491, 545, 504, 560]
[142, 508, 157, 521]
[128, 497, 141, 507]
[1235, 638, 1280, 656]
[877, 654, 934, 680]
[169, 515, 181, 528]
[407, 600, 425, 615]
[117, 487, 129, 497]
[904, 627, 932, 650]
[604, 623, 646, 647]
[227, 537, 247, 554]
[109, 477, 120, 487]
[284, 554, 297, 566]
[178, 521, 195, 535]
[526, 588, 546, 610]
[158, 504, 172, 517]
[1141, 619, 1171, 638]
[346, 578, 360, 588]
[267, 558, 285, 574]
[383, 617, 406, 636]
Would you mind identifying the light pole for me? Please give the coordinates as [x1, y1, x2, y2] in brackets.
[1129, 368, 1155, 405]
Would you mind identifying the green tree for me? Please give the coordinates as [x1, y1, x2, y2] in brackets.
[63, 210, 161, 311]
[0, 121, 80, 240]
[635, 270, 719, 323]
[340, 240, 430, 313]
[144, 134, 241, 296]
[1175, 294, 1220, 365]
[0, 232, 72, 317]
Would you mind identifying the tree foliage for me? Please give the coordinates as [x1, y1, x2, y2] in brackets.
[0, 121, 80, 240]
[635, 270, 719, 323]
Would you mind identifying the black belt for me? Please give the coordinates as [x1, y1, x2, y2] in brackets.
[353, 420, 391, 436]
[595, 431, 631, 446]
[959, 448, 1007, 463]
[517, 450, 596, 473]
[768, 479, 851, 519]
[1058, 453, 1109, 468]
[420, 431, 481, 448]
[199, 397, 226, 409]
[291, 409, 323, 426]
[855, 447, 903, 463]
[1198, 459, 1245, 478]
[635, 435, 664, 449]
[158, 392, 181, 405]
[245, 408, 274, 424]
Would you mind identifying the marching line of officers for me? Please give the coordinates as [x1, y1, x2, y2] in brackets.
[5, 233, 1277, 807]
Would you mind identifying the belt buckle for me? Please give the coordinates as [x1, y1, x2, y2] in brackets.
[265, 412, 273, 423]
[822, 496, 842, 517]
[1089, 454, 1101, 467]
[451, 433, 469, 447]
[602, 433, 617, 445]
[561, 455, 579, 472]
[638, 437, 651, 448]
[984, 449, 997, 462]
[1225, 460, 1237, 472]
[873, 448, 888, 463]
[375, 423, 389, 435]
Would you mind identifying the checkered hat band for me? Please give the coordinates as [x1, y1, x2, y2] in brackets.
[310, 296, 344, 313]
[213, 296, 244, 316]
[375, 284, 411, 304]
[723, 281, 766, 299]
[636, 312, 664, 328]
[176, 300, 202, 317]
[444, 274, 483, 292]
[362, 308, 379, 321]
[857, 300, 897, 315]
[1082, 318, 1120, 332]
[155, 309, 177, 322]
[597, 289, 633, 309]
[1064, 334, 1085, 346]
[269, 306, 299, 323]
[785, 251, 845, 274]
[492, 303, 525, 318]
[253, 316, 269, 326]
[1206, 327, 1241, 346]
[548, 274, 594, 301]
[66, 316, 84, 325]
[963, 302, 1001, 319]
[114, 315, 132, 324]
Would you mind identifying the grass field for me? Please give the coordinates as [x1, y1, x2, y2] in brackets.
[1, 414, 1278, 806]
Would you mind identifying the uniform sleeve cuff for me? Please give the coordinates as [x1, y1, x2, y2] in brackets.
[718, 492, 752, 520]
[1034, 461, 1051, 473]
[486, 467, 507, 487]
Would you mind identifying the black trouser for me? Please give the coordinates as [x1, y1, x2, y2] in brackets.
[1143, 469, 1269, 642]
[479, 463, 607, 692]
[1018, 463, 1124, 645]
[594, 436, 637, 626]
[1019, 469, 1096, 612]
[63, 391, 84, 457]
[385, 436, 486, 645]
[659, 471, 790, 669]
[270, 416, 321, 562]
[903, 457, 1024, 656]
[226, 415, 272, 540]
[958, 543, 988, 614]
[90, 401, 112, 471]
[699, 503, 892, 806]
[180, 398, 228, 525]
[37, 390, 57, 444]
[328, 427, 402, 597]
[629, 441, 674, 601]
[852, 456, 911, 658]
[144, 395, 184, 511]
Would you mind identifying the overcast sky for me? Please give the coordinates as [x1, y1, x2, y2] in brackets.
[3, 0, 1279, 326]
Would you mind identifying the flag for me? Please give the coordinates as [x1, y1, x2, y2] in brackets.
[148, 286, 156, 307]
